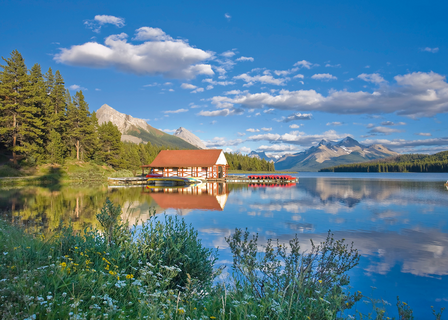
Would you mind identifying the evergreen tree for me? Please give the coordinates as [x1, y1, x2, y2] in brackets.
[47, 129, 64, 164]
[98, 121, 122, 167]
[67, 91, 94, 160]
[0, 50, 44, 165]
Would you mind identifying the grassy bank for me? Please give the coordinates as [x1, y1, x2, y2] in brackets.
[0, 160, 136, 186]
[0, 200, 444, 319]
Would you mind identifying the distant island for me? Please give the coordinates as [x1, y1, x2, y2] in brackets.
[319, 151, 448, 173]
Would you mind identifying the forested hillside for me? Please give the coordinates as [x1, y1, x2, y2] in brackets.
[226, 152, 275, 171]
[320, 151, 448, 172]
[0, 50, 271, 175]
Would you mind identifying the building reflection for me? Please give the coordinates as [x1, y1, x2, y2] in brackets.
[143, 182, 231, 212]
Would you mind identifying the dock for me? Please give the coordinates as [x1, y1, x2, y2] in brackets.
[108, 175, 298, 186]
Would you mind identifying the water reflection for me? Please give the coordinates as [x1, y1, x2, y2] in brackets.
[2, 174, 448, 317]
[142, 182, 231, 213]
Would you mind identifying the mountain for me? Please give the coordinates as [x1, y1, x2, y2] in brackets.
[174, 127, 206, 149]
[248, 151, 275, 162]
[275, 136, 399, 172]
[96, 104, 197, 149]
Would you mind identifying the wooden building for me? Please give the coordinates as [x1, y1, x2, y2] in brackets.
[142, 149, 229, 179]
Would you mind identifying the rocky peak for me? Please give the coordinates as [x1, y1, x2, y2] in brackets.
[174, 127, 206, 149]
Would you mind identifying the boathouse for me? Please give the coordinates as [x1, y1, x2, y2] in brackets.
[142, 149, 229, 179]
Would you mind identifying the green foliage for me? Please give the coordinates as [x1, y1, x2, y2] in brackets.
[225, 152, 275, 171]
[96, 198, 123, 246]
[320, 151, 448, 173]
[46, 129, 64, 164]
[226, 229, 361, 318]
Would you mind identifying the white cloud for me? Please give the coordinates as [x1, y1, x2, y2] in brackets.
[311, 73, 337, 81]
[85, 15, 125, 33]
[225, 13, 231, 20]
[294, 60, 319, 69]
[69, 84, 87, 91]
[203, 79, 235, 86]
[181, 83, 197, 89]
[326, 122, 343, 126]
[246, 128, 260, 132]
[143, 82, 158, 87]
[236, 56, 254, 62]
[191, 87, 204, 93]
[133, 27, 172, 41]
[237, 146, 251, 154]
[224, 89, 248, 95]
[237, 132, 246, 136]
[415, 132, 431, 136]
[421, 47, 439, 53]
[164, 108, 188, 114]
[257, 144, 301, 152]
[277, 112, 312, 122]
[206, 85, 214, 90]
[204, 137, 243, 148]
[164, 82, 172, 85]
[289, 124, 302, 129]
[263, 108, 274, 114]
[221, 50, 236, 58]
[293, 74, 304, 79]
[261, 127, 272, 131]
[55, 28, 214, 79]
[381, 121, 406, 126]
[248, 130, 351, 147]
[358, 73, 386, 84]
[197, 108, 243, 117]
[368, 126, 404, 135]
[234, 73, 289, 86]
[208, 71, 448, 117]
[361, 137, 448, 153]
[325, 63, 341, 68]
[95, 88, 101, 91]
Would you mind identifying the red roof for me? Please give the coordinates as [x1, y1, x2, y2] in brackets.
[144, 149, 224, 168]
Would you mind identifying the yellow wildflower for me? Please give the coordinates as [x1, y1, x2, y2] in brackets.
[60, 262, 67, 268]
[178, 309, 185, 314]
[210, 317, 216, 319]
[318, 280, 322, 283]
[126, 274, 134, 279]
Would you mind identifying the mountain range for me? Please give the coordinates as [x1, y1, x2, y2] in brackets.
[96, 104, 198, 149]
[274, 137, 399, 171]
[96, 105, 398, 171]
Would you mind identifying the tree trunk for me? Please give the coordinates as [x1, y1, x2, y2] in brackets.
[12, 114, 17, 165]
[76, 140, 80, 160]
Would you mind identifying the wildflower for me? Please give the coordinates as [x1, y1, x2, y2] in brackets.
[62, 292, 67, 298]
[178, 308, 185, 314]
[60, 262, 67, 268]
[318, 280, 322, 283]
[126, 274, 134, 279]
[3, 252, 8, 255]
[210, 317, 216, 319]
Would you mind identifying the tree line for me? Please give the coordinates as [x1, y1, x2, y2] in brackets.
[0, 50, 271, 173]
[225, 152, 275, 171]
[320, 151, 448, 173]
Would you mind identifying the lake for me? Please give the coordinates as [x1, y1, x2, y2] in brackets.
[1, 172, 448, 318]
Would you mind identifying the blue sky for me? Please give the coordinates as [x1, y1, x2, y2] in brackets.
[2, 0, 448, 156]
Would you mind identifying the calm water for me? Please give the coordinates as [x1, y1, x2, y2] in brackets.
[1, 172, 448, 318]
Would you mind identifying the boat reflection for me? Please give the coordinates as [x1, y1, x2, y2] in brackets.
[143, 182, 230, 212]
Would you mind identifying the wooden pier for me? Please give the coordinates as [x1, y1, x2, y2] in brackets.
[108, 175, 298, 186]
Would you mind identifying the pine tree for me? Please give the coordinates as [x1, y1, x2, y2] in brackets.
[0, 50, 44, 165]
[98, 121, 122, 167]
[67, 91, 94, 160]
[47, 129, 64, 164]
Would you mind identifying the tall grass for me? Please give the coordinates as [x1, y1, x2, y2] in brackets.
[0, 200, 444, 319]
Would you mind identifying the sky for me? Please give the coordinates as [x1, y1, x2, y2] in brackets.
[1, 0, 448, 157]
